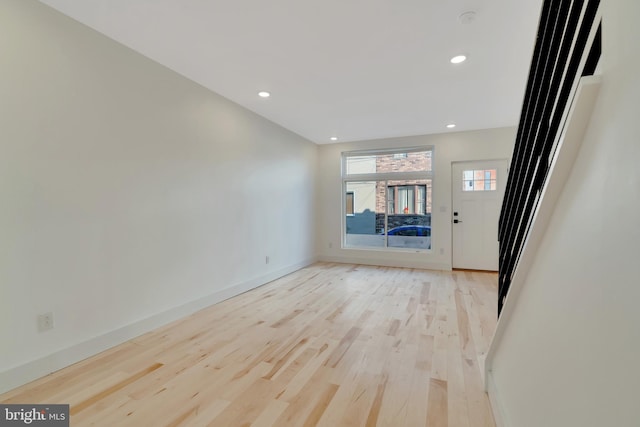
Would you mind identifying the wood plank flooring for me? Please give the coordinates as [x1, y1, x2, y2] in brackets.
[0, 263, 498, 426]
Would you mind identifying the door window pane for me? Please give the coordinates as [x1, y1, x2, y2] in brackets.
[462, 169, 497, 192]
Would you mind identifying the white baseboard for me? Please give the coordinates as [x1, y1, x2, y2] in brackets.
[0, 258, 316, 395]
[319, 254, 450, 271]
[486, 370, 509, 427]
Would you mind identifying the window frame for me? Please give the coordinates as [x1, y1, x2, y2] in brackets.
[342, 146, 434, 252]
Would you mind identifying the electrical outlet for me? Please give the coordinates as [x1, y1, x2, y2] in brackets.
[37, 312, 54, 332]
[265, 255, 270, 264]
[440, 248, 445, 255]
[328, 242, 333, 248]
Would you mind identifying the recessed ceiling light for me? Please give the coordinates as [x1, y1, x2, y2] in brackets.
[446, 123, 456, 129]
[330, 137, 338, 141]
[450, 55, 467, 64]
[258, 91, 271, 98]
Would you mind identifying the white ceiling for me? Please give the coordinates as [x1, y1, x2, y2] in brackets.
[39, 0, 543, 144]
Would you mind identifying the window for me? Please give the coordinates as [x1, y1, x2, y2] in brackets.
[345, 192, 354, 215]
[387, 184, 427, 214]
[343, 148, 433, 250]
[463, 169, 497, 191]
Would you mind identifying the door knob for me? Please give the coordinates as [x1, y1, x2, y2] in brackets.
[453, 219, 463, 224]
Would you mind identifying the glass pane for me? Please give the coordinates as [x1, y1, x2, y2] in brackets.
[346, 192, 354, 215]
[397, 187, 407, 213]
[397, 186, 414, 214]
[417, 186, 425, 214]
[345, 155, 377, 175]
[463, 169, 498, 191]
[375, 151, 432, 173]
[345, 181, 385, 248]
[345, 150, 432, 175]
[386, 179, 431, 250]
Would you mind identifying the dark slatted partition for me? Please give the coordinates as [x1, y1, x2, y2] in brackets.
[498, 0, 601, 315]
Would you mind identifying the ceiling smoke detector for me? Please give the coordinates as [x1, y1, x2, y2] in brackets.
[458, 11, 477, 24]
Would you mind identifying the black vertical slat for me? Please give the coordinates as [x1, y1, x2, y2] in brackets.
[499, 0, 564, 261]
[498, 0, 560, 303]
[498, 0, 601, 315]
[498, 0, 571, 311]
[582, 23, 602, 76]
[539, 0, 601, 188]
[501, 0, 583, 301]
[499, 0, 558, 243]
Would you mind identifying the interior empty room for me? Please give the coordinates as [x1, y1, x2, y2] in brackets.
[1, 0, 638, 426]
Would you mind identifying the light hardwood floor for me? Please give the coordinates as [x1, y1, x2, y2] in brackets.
[1, 263, 498, 426]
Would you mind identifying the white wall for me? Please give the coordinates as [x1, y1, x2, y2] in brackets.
[0, 0, 317, 391]
[488, 0, 640, 425]
[317, 128, 516, 270]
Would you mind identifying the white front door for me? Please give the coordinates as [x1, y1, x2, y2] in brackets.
[452, 160, 508, 270]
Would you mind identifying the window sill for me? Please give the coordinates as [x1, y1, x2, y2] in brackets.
[341, 245, 432, 254]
